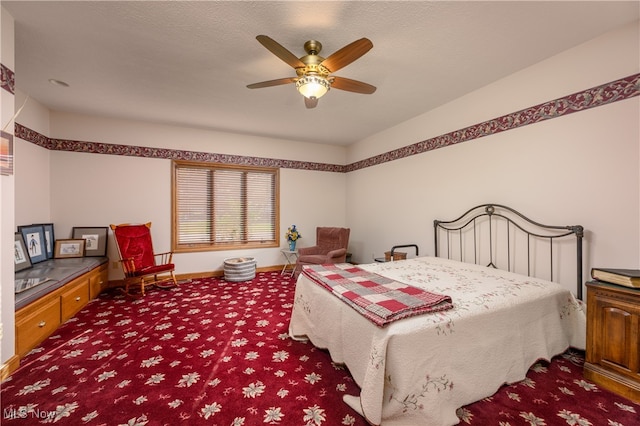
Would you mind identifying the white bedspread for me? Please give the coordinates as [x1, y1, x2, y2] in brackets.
[289, 257, 586, 426]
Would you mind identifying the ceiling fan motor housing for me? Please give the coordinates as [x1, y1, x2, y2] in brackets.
[297, 40, 330, 78]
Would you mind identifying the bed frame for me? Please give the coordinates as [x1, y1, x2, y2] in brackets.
[434, 203, 584, 299]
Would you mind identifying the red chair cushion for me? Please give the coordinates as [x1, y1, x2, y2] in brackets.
[132, 263, 175, 277]
[113, 224, 156, 270]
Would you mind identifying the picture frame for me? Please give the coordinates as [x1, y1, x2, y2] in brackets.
[14, 232, 32, 272]
[32, 223, 55, 259]
[1, 130, 13, 176]
[18, 224, 47, 264]
[54, 239, 86, 259]
[72, 226, 108, 257]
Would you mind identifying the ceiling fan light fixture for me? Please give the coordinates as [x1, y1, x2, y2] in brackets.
[296, 75, 330, 99]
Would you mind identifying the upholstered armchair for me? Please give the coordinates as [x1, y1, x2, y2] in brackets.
[294, 227, 350, 278]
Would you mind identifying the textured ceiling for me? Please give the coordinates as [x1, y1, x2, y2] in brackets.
[3, 1, 639, 146]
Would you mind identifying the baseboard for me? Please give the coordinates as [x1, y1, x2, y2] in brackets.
[1, 354, 21, 380]
[176, 265, 283, 280]
[106, 265, 287, 289]
[584, 362, 640, 402]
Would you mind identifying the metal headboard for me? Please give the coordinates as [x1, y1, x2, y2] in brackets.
[434, 204, 584, 299]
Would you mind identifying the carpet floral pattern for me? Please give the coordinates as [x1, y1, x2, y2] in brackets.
[2, 273, 365, 425]
[460, 350, 639, 425]
[1, 272, 638, 425]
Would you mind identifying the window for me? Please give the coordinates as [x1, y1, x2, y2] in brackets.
[172, 161, 279, 252]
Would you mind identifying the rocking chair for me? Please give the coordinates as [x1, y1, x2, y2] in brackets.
[110, 222, 178, 296]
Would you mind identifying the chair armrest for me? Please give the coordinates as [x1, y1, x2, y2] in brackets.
[326, 248, 347, 260]
[153, 251, 174, 264]
[298, 246, 322, 256]
[119, 257, 138, 276]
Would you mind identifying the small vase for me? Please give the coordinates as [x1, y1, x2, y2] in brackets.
[288, 240, 296, 251]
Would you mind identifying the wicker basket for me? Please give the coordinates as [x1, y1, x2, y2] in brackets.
[384, 251, 407, 261]
[224, 257, 256, 282]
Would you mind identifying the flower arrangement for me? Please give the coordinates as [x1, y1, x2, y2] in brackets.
[285, 225, 302, 242]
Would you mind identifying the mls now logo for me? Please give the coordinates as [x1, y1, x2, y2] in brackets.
[3, 407, 27, 419]
[4, 407, 55, 420]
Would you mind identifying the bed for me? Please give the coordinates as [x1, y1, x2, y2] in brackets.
[289, 204, 587, 426]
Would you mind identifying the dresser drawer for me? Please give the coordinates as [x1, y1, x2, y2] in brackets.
[13, 262, 108, 376]
[15, 297, 61, 357]
[585, 281, 640, 402]
[61, 279, 89, 321]
[89, 264, 109, 299]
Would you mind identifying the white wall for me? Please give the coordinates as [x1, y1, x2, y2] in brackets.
[348, 21, 640, 164]
[346, 20, 640, 298]
[13, 92, 51, 226]
[1, 6, 16, 365]
[36, 113, 347, 279]
[49, 111, 347, 164]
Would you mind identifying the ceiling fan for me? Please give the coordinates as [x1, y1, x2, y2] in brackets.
[247, 35, 376, 109]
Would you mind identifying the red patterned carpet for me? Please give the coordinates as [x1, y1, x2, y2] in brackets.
[1, 272, 638, 425]
[460, 351, 639, 425]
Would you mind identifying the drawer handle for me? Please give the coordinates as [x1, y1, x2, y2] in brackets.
[75, 296, 81, 302]
[38, 321, 46, 328]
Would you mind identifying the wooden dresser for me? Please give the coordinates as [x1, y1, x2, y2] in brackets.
[584, 280, 640, 402]
[14, 259, 108, 359]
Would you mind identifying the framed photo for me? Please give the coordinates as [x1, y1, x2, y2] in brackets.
[72, 226, 108, 257]
[33, 223, 55, 259]
[54, 239, 86, 259]
[18, 224, 47, 264]
[1, 130, 13, 176]
[14, 232, 32, 272]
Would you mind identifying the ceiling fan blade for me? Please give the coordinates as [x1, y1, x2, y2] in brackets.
[256, 35, 306, 69]
[331, 76, 376, 94]
[247, 77, 297, 89]
[305, 97, 318, 109]
[320, 38, 373, 73]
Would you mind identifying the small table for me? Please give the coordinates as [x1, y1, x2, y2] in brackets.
[280, 249, 298, 277]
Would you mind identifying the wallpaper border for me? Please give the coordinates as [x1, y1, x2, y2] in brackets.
[14, 73, 639, 173]
[345, 74, 639, 172]
[13, 126, 346, 172]
[0, 63, 15, 95]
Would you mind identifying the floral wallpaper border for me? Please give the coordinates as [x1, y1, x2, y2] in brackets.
[0, 63, 15, 95]
[345, 74, 639, 172]
[9, 72, 640, 173]
[14, 124, 345, 172]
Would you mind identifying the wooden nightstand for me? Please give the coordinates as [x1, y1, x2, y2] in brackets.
[584, 280, 640, 402]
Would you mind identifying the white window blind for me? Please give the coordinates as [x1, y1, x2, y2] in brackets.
[173, 161, 278, 251]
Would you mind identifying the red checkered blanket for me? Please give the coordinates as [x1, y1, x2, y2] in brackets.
[301, 264, 453, 327]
